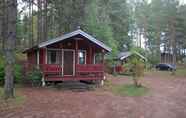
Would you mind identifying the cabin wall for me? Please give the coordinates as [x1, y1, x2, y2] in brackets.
[46, 37, 103, 64]
[39, 48, 46, 64]
[26, 37, 105, 67]
[27, 51, 37, 65]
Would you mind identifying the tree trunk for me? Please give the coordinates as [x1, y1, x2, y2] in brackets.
[170, 18, 176, 75]
[156, 31, 161, 63]
[0, 1, 3, 51]
[1, 0, 6, 52]
[43, 0, 48, 41]
[4, 0, 17, 99]
[37, 0, 42, 43]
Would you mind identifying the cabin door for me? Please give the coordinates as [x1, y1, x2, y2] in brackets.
[63, 50, 75, 76]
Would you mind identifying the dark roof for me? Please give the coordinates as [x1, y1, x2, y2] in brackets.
[117, 51, 147, 61]
[24, 29, 111, 53]
[39, 29, 111, 52]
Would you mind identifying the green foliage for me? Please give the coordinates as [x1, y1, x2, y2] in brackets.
[0, 87, 25, 109]
[112, 84, 149, 96]
[84, 0, 118, 57]
[15, 0, 186, 64]
[28, 69, 42, 86]
[128, 55, 145, 87]
[0, 64, 23, 83]
[130, 57, 145, 77]
[0, 66, 4, 82]
[14, 65, 23, 83]
[122, 63, 132, 75]
[0, 56, 22, 84]
[130, 47, 146, 57]
[175, 68, 186, 77]
[108, 0, 131, 51]
[0, 87, 3, 97]
[104, 80, 149, 96]
[0, 56, 5, 83]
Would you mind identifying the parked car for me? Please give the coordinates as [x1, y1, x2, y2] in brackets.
[155, 63, 176, 71]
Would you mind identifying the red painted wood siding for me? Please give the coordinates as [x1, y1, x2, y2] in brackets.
[39, 48, 46, 64]
[45, 37, 103, 64]
[27, 51, 36, 65]
[26, 37, 104, 66]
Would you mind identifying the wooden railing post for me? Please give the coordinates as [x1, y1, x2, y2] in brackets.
[75, 39, 78, 77]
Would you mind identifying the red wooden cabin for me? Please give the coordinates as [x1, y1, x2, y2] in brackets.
[23, 29, 111, 85]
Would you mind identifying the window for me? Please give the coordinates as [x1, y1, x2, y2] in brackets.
[47, 50, 60, 64]
[94, 53, 102, 64]
[78, 50, 86, 64]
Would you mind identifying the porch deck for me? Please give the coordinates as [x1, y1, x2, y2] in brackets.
[40, 64, 104, 81]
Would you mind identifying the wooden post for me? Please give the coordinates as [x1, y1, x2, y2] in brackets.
[102, 49, 105, 64]
[89, 44, 92, 64]
[102, 49, 105, 80]
[75, 39, 78, 76]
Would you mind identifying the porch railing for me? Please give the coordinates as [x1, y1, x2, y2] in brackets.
[76, 64, 104, 78]
[39, 64, 104, 80]
[40, 64, 62, 79]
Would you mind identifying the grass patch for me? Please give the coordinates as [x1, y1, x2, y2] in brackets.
[0, 87, 25, 111]
[145, 68, 186, 78]
[112, 84, 149, 96]
[104, 80, 149, 97]
[175, 68, 186, 77]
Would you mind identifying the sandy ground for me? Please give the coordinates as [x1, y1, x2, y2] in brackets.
[0, 71, 186, 118]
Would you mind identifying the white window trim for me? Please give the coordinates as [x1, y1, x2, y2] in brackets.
[94, 52, 102, 64]
[36, 50, 40, 65]
[93, 53, 96, 64]
[78, 50, 86, 64]
[46, 48, 61, 65]
[45, 48, 47, 64]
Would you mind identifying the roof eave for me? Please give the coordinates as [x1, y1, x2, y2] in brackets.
[38, 29, 112, 52]
[22, 45, 39, 53]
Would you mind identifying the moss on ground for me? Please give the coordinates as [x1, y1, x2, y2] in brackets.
[111, 84, 149, 96]
[175, 68, 186, 77]
[0, 87, 25, 111]
[104, 80, 149, 97]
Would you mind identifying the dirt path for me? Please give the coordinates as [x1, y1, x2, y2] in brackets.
[1, 72, 186, 118]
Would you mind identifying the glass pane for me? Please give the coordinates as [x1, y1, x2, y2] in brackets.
[48, 50, 59, 64]
[78, 50, 86, 64]
[95, 53, 102, 64]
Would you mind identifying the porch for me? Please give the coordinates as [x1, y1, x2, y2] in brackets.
[40, 64, 104, 81]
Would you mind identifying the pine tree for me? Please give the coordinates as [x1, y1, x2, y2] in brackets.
[4, 0, 17, 99]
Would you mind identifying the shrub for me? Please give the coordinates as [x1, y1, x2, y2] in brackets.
[14, 64, 23, 83]
[122, 63, 132, 75]
[0, 64, 23, 84]
[128, 55, 145, 87]
[28, 69, 42, 86]
[0, 65, 4, 84]
[0, 54, 23, 84]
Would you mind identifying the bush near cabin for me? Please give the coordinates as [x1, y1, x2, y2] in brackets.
[27, 68, 42, 86]
[128, 55, 145, 87]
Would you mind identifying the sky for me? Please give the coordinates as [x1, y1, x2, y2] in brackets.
[18, 0, 186, 11]
[179, 0, 186, 4]
[148, 0, 186, 4]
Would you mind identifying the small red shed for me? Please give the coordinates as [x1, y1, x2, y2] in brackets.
[23, 29, 111, 85]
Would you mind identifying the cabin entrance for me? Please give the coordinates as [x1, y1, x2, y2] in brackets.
[63, 50, 75, 76]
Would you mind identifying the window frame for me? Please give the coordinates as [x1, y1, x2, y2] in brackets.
[47, 49, 61, 65]
[78, 50, 86, 65]
[94, 52, 102, 64]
